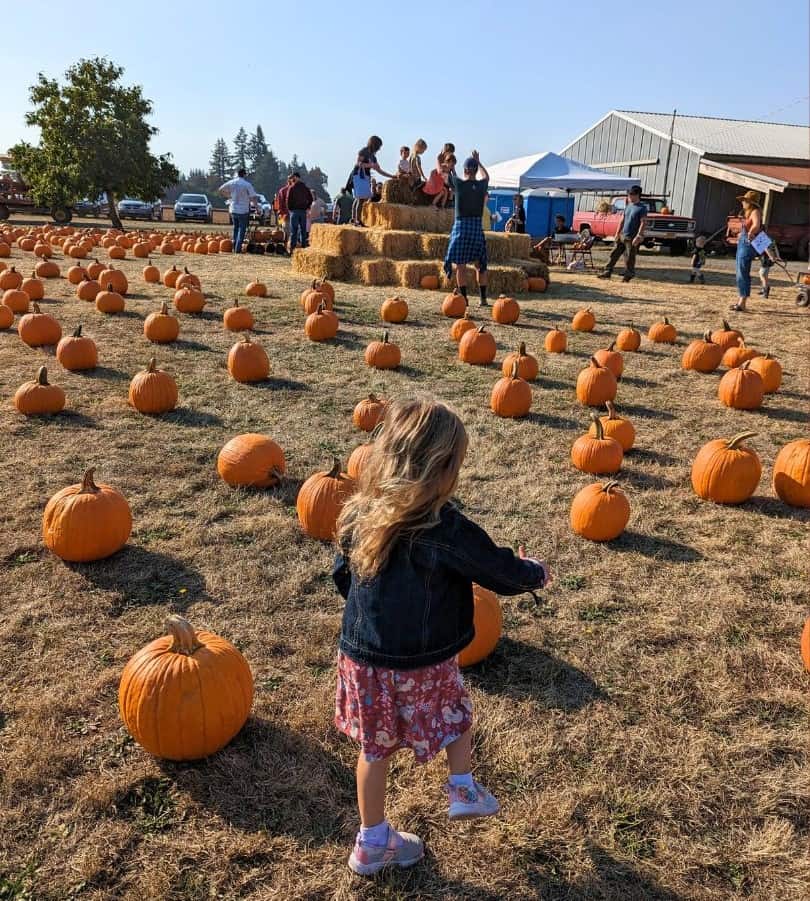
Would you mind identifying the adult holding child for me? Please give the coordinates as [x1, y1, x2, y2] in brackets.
[350, 136, 394, 227]
[443, 150, 490, 307]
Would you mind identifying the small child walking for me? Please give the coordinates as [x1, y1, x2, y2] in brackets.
[758, 248, 774, 298]
[689, 235, 707, 283]
[333, 398, 549, 876]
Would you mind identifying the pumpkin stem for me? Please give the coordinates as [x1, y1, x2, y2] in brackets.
[607, 340, 616, 352]
[159, 301, 169, 314]
[602, 480, 621, 493]
[703, 330, 713, 342]
[518, 341, 526, 356]
[510, 359, 520, 380]
[233, 297, 240, 307]
[663, 317, 670, 324]
[317, 301, 326, 313]
[590, 412, 605, 440]
[241, 333, 252, 343]
[590, 355, 601, 368]
[79, 468, 99, 494]
[368, 393, 379, 402]
[740, 360, 753, 370]
[605, 400, 618, 419]
[722, 318, 732, 331]
[477, 325, 487, 334]
[382, 330, 389, 343]
[36, 365, 49, 385]
[107, 283, 113, 292]
[727, 431, 757, 450]
[32, 302, 41, 313]
[72, 324, 82, 338]
[165, 615, 203, 656]
[147, 357, 157, 372]
[327, 457, 342, 479]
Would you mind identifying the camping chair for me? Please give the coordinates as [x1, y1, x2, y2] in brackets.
[568, 233, 595, 270]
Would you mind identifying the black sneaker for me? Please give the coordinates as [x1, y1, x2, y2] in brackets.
[698, 274, 705, 284]
[689, 274, 695, 283]
[597, 270, 611, 279]
[622, 274, 634, 283]
[478, 300, 488, 307]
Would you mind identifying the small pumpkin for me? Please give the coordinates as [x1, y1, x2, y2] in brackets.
[228, 334, 270, 383]
[576, 356, 617, 406]
[544, 327, 567, 353]
[419, 274, 439, 290]
[648, 317, 677, 343]
[365, 330, 401, 369]
[593, 341, 624, 378]
[491, 294, 520, 325]
[615, 322, 641, 352]
[682, 331, 723, 373]
[21, 272, 45, 301]
[305, 301, 339, 342]
[56, 324, 97, 371]
[95, 284, 125, 314]
[747, 354, 781, 393]
[691, 431, 761, 504]
[572, 414, 623, 474]
[450, 310, 476, 343]
[223, 298, 255, 332]
[132, 240, 151, 259]
[85, 258, 104, 280]
[18, 302, 62, 346]
[246, 277, 267, 297]
[772, 438, 810, 508]
[710, 319, 743, 351]
[3, 288, 29, 313]
[296, 458, 356, 540]
[527, 276, 547, 293]
[502, 342, 538, 381]
[347, 442, 375, 480]
[718, 361, 763, 410]
[0, 266, 23, 291]
[570, 480, 630, 541]
[108, 244, 126, 260]
[571, 308, 595, 332]
[175, 267, 201, 290]
[34, 259, 60, 279]
[381, 295, 408, 323]
[457, 586, 502, 667]
[721, 339, 760, 369]
[144, 302, 180, 343]
[0, 303, 13, 329]
[459, 324, 496, 365]
[352, 394, 386, 432]
[217, 433, 285, 488]
[301, 287, 333, 315]
[174, 286, 206, 313]
[802, 619, 810, 672]
[143, 260, 160, 283]
[591, 401, 635, 452]
[67, 264, 88, 285]
[98, 266, 128, 295]
[301, 278, 334, 306]
[43, 468, 132, 562]
[490, 360, 532, 418]
[76, 276, 101, 301]
[14, 365, 66, 415]
[118, 615, 253, 761]
[163, 264, 181, 288]
[441, 288, 467, 318]
[128, 358, 178, 414]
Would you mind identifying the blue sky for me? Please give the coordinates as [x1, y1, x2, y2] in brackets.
[2, 0, 807, 195]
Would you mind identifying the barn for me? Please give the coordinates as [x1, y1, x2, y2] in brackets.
[561, 111, 809, 247]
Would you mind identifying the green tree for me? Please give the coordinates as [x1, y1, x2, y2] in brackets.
[247, 125, 267, 170]
[209, 138, 230, 180]
[9, 57, 178, 229]
[232, 127, 249, 172]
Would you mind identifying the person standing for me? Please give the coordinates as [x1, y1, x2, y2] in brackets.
[597, 185, 648, 282]
[333, 187, 354, 225]
[276, 176, 293, 243]
[730, 191, 763, 311]
[506, 194, 526, 233]
[309, 192, 326, 232]
[443, 151, 490, 307]
[287, 172, 313, 252]
[219, 168, 258, 254]
[350, 136, 394, 226]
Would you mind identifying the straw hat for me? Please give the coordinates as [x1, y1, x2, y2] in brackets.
[736, 190, 762, 207]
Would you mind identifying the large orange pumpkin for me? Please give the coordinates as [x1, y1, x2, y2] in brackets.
[56, 324, 97, 371]
[615, 323, 641, 352]
[772, 438, 810, 508]
[457, 586, 502, 667]
[591, 401, 635, 452]
[3, 288, 29, 313]
[544, 327, 567, 353]
[246, 277, 267, 297]
[128, 358, 178, 414]
[717, 361, 763, 410]
[441, 288, 467, 318]
[571, 308, 595, 332]
[144, 302, 180, 343]
[174, 286, 206, 314]
[14, 366, 66, 415]
[381, 295, 408, 323]
[710, 319, 743, 352]
[682, 332, 723, 373]
[43, 468, 132, 561]
[118, 615, 254, 761]
[691, 431, 761, 504]
[502, 342, 539, 381]
[305, 302, 339, 341]
[364, 331, 401, 369]
[353, 394, 386, 432]
[76, 277, 101, 301]
[570, 480, 630, 541]
[228, 335, 270, 383]
[458, 325, 496, 365]
[648, 317, 677, 343]
[721, 340, 760, 369]
[747, 353, 781, 393]
[217, 434, 285, 488]
[223, 298, 255, 332]
[347, 441, 375, 480]
[18, 302, 62, 346]
[0, 303, 13, 329]
[0, 266, 23, 291]
[593, 341, 624, 378]
[571, 415, 623, 474]
[296, 459, 356, 540]
[450, 310, 476, 343]
[491, 294, 520, 325]
[95, 285, 126, 314]
[490, 361, 532, 418]
[21, 272, 45, 301]
[576, 356, 617, 406]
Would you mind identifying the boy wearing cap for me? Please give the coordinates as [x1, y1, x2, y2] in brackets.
[443, 151, 490, 307]
[597, 186, 648, 283]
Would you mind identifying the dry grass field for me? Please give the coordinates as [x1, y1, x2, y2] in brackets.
[1, 221, 808, 901]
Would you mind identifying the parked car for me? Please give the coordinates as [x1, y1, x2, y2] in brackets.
[73, 198, 102, 217]
[118, 197, 162, 221]
[724, 216, 809, 260]
[573, 195, 696, 254]
[174, 193, 213, 223]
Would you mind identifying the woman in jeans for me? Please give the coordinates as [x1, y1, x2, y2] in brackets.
[730, 191, 763, 312]
[350, 136, 394, 226]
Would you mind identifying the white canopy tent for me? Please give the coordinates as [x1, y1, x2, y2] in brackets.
[486, 151, 639, 193]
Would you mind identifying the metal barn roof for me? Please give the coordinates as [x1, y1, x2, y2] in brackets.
[615, 111, 809, 160]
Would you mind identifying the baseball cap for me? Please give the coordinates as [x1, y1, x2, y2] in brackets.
[464, 157, 478, 172]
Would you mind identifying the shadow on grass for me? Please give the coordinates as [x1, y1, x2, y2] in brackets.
[80, 365, 129, 382]
[533, 375, 571, 391]
[609, 530, 702, 562]
[55, 410, 99, 429]
[629, 447, 679, 466]
[744, 496, 810, 522]
[467, 637, 605, 711]
[161, 718, 354, 845]
[757, 405, 809, 424]
[617, 403, 676, 421]
[331, 332, 365, 350]
[250, 376, 311, 392]
[274, 475, 305, 507]
[70, 545, 209, 615]
[620, 468, 675, 491]
[525, 410, 582, 430]
[163, 407, 224, 428]
[619, 375, 660, 388]
[395, 364, 426, 379]
[173, 338, 214, 352]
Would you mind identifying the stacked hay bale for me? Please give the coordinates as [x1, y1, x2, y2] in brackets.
[292, 203, 548, 293]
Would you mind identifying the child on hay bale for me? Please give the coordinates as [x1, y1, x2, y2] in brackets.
[444, 151, 491, 306]
[422, 153, 450, 208]
[397, 146, 411, 179]
[333, 398, 549, 876]
[408, 139, 428, 190]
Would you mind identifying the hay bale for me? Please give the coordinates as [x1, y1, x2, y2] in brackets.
[506, 233, 533, 259]
[418, 233, 449, 259]
[365, 229, 420, 259]
[308, 223, 364, 256]
[363, 203, 454, 234]
[380, 179, 432, 206]
[394, 260, 444, 289]
[508, 258, 551, 282]
[354, 258, 397, 286]
[485, 265, 531, 296]
[291, 248, 350, 280]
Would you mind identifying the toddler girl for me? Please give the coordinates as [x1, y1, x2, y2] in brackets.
[409, 139, 428, 189]
[333, 398, 549, 876]
[422, 152, 450, 208]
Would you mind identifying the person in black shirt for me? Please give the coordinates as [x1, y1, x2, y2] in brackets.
[349, 136, 394, 226]
[506, 194, 526, 234]
[443, 151, 491, 307]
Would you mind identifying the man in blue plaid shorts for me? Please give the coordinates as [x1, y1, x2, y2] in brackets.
[444, 151, 490, 306]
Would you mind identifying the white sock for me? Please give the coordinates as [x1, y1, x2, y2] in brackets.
[360, 819, 389, 847]
[449, 772, 474, 789]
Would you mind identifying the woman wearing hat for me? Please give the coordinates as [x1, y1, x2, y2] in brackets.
[730, 190, 763, 312]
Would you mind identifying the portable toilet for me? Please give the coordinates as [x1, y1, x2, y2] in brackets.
[486, 190, 515, 232]
[523, 191, 576, 239]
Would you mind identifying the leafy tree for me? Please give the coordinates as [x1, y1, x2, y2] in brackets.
[209, 138, 230, 180]
[9, 57, 178, 229]
[232, 127, 249, 173]
[247, 125, 267, 170]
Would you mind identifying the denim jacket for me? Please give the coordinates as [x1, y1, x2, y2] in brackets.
[333, 504, 546, 670]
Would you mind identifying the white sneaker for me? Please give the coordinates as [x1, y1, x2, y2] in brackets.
[446, 780, 500, 820]
[348, 826, 424, 876]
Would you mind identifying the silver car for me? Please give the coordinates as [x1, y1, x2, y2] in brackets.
[117, 197, 162, 221]
[174, 193, 213, 223]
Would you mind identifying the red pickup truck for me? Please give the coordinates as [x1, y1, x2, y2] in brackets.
[0, 169, 73, 223]
[724, 217, 809, 260]
[573, 196, 696, 254]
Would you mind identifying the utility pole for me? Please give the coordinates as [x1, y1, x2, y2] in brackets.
[662, 108, 677, 201]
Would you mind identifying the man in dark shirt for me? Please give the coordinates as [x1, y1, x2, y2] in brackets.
[598, 185, 648, 282]
[443, 151, 490, 307]
[286, 172, 313, 252]
[333, 187, 354, 224]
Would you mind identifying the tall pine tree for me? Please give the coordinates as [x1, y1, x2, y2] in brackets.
[247, 125, 267, 170]
[231, 127, 248, 172]
[208, 138, 230, 180]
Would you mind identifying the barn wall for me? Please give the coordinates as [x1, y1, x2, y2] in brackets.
[563, 113, 701, 219]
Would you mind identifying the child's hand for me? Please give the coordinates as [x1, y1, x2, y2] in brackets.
[519, 546, 551, 585]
